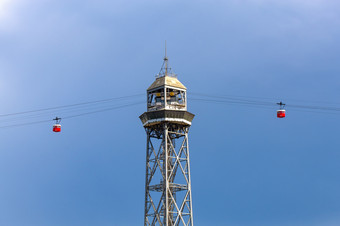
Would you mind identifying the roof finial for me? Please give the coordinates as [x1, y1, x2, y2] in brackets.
[157, 41, 176, 78]
[164, 40, 168, 76]
[164, 40, 168, 61]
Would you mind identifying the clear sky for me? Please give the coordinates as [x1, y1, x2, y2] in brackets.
[0, 0, 340, 225]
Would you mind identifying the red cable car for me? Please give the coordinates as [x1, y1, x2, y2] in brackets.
[277, 109, 286, 118]
[277, 102, 286, 118]
[53, 117, 61, 132]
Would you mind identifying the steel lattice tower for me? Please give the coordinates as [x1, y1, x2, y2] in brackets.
[140, 54, 195, 226]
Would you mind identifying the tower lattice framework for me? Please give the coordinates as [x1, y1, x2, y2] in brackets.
[140, 55, 195, 225]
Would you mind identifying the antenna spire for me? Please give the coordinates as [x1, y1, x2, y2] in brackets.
[164, 40, 168, 60]
[164, 41, 168, 75]
[157, 41, 176, 78]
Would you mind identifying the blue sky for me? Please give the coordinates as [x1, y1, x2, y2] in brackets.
[0, 0, 340, 225]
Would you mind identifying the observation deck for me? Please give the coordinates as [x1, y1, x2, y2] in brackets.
[140, 110, 194, 127]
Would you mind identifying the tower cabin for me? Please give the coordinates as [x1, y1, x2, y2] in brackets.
[147, 75, 187, 112]
[140, 56, 194, 128]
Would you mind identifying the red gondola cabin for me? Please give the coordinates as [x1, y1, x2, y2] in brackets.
[53, 124, 61, 132]
[277, 109, 286, 118]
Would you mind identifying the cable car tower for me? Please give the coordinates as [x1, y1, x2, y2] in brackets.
[140, 51, 195, 225]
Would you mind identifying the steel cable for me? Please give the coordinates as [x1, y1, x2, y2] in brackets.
[1, 91, 340, 129]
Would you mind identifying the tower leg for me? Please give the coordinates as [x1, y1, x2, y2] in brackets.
[144, 124, 193, 226]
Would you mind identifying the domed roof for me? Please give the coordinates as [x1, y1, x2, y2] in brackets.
[147, 75, 186, 91]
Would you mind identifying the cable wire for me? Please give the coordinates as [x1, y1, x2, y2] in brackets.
[1, 91, 340, 130]
[0, 93, 144, 118]
[0, 101, 144, 129]
[63, 101, 144, 119]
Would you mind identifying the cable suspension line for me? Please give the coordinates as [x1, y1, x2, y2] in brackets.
[1, 91, 340, 130]
[188, 93, 340, 114]
[63, 101, 144, 119]
[189, 92, 340, 106]
[0, 101, 144, 129]
[0, 93, 144, 118]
